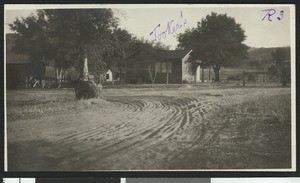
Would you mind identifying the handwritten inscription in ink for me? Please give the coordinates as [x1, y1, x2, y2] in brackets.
[150, 11, 188, 41]
[261, 9, 284, 21]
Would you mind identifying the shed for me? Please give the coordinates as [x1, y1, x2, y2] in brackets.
[124, 47, 196, 84]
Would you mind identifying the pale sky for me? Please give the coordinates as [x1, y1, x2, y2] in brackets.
[5, 4, 294, 49]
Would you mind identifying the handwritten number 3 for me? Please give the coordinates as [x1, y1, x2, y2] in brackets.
[277, 10, 284, 20]
[261, 9, 284, 21]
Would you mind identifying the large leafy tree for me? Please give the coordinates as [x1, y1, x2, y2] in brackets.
[10, 9, 118, 81]
[177, 12, 248, 82]
[272, 47, 290, 64]
[9, 11, 55, 79]
[43, 9, 118, 80]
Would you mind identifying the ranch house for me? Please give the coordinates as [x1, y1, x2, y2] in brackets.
[124, 47, 197, 84]
[6, 54, 31, 89]
[6, 33, 31, 89]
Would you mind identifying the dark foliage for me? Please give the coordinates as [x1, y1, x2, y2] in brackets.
[74, 80, 101, 100]
[177, 12, 248, 82]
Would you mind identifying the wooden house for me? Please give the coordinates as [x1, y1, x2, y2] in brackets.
[6, 33, 47, 89]
[124, 47, 196, 84]
[6, 34, 31, 89]
[6, 54, 31, 89]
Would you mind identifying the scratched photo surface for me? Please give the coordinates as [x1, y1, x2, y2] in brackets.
[5, 4, 295, 171]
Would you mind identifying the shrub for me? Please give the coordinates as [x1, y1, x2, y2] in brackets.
[74, 80, 101, 100]
[182, 79, 190, 84]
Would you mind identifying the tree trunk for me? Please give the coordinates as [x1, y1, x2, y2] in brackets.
[213, 65, 221, 82]
[58, 70, 64, 89]
[280, 70, 287, 86]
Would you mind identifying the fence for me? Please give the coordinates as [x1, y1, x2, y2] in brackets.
[196, 67, 285, 86]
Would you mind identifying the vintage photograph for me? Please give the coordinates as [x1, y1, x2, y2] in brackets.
[4, 4, 295, 171]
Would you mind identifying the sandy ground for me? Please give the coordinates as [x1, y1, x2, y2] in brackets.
[7, 86, 291, 170]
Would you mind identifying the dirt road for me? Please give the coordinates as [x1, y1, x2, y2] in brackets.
[7, 86, 291, 170]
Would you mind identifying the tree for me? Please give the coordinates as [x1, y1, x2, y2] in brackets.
[43, 9, 118, 80]
[9, 11, 55, 79]
[271, 47, 291, 86]
[177, 12, 248, 82]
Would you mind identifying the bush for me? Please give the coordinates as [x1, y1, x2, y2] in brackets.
[74, 80, 101, 100]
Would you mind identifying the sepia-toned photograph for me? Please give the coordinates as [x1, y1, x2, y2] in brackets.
[4, 4, 296, 171]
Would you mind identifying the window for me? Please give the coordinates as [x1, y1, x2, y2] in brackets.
[155, 62, 172, 73]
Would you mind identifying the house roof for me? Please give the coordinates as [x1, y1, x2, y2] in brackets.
[157, 50, 191, 59]
[124, 46, 191, 61]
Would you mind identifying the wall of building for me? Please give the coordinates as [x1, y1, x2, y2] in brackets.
[6, 63, 29, 89]
[125, 50, 182, 84]
[182, 51, 196, 83]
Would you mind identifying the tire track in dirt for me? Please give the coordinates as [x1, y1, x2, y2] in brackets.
[8, 88, 291, 170]
[62, 96, 217, 169]
[52, 96, 209, 168]
[50, 96, 179, 165]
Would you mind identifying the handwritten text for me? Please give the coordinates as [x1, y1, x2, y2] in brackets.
[261, 9, 284, 21]
[150, 11, 188, 41]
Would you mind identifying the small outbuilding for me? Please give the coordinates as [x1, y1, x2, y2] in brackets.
[105, 69, 113, 82]
[124, 46, 196, 84]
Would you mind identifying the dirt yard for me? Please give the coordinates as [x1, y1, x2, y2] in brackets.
[6, 85, 292, 170]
